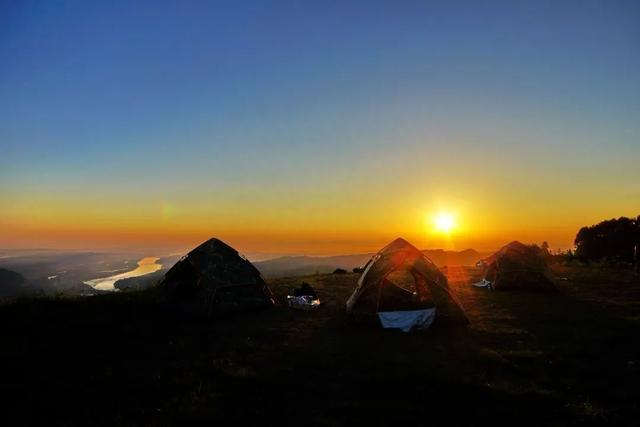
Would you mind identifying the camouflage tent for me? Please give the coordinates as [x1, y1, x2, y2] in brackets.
[346, 238, 468, 330]
[158, 238, 277, 317]
[478, 241, 555, 291]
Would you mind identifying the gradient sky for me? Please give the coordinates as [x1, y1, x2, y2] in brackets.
[1, 0, 639, 255]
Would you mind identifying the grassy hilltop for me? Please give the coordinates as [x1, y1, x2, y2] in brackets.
[0, 265, 638, 426]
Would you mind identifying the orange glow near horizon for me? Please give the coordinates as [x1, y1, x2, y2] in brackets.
[1, 190, 628, 256]
[1, 171, 638, 255]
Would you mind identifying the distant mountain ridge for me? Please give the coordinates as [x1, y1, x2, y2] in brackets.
[254, 248, 488, 278]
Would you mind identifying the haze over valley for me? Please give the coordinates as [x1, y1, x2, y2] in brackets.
[0, 246, 490, 300]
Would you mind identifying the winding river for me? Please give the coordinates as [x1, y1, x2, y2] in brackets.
[84, 257, 162, 291]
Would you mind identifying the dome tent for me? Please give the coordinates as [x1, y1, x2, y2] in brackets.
[346, 238, 468, 331]
[158, 238, 277, 317]
[477, 241, 555, 291]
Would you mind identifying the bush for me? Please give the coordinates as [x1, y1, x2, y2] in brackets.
[333, 268, 348, 275]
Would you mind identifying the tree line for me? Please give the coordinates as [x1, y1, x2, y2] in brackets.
[573, 215, 640, 264]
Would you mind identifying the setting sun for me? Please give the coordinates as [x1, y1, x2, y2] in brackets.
[433, 213, 457, 234]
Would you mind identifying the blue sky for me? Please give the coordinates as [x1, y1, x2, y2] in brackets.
[1, 1, 639, 253]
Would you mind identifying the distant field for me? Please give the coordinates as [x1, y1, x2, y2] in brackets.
[0, 265, 638, 425]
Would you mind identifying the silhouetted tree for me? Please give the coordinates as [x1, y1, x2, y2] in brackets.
[574, 216, 640, 263]
[541, 241, 550, 254]
[561, 249, 575, 263]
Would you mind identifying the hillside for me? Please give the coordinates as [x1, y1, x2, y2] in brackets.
[0, 264, 638, 425]
[0, 268, 28, 299]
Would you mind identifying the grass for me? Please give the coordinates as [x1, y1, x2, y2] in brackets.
[0, 265, 638, 426]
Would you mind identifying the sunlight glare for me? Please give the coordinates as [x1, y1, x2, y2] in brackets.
[433, 212, 457, 234]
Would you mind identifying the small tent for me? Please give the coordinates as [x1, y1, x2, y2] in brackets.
[346, 238, 468, 331]
[476, 241, 555, 291]
[158, 238, 277, 317]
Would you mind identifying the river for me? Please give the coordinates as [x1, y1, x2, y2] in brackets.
[84, 257, 162, 291]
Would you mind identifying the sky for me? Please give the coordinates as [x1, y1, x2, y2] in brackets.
[1, 0, 639, 256]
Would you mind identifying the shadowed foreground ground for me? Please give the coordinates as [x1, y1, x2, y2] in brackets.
[0, 265, 638, 426]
